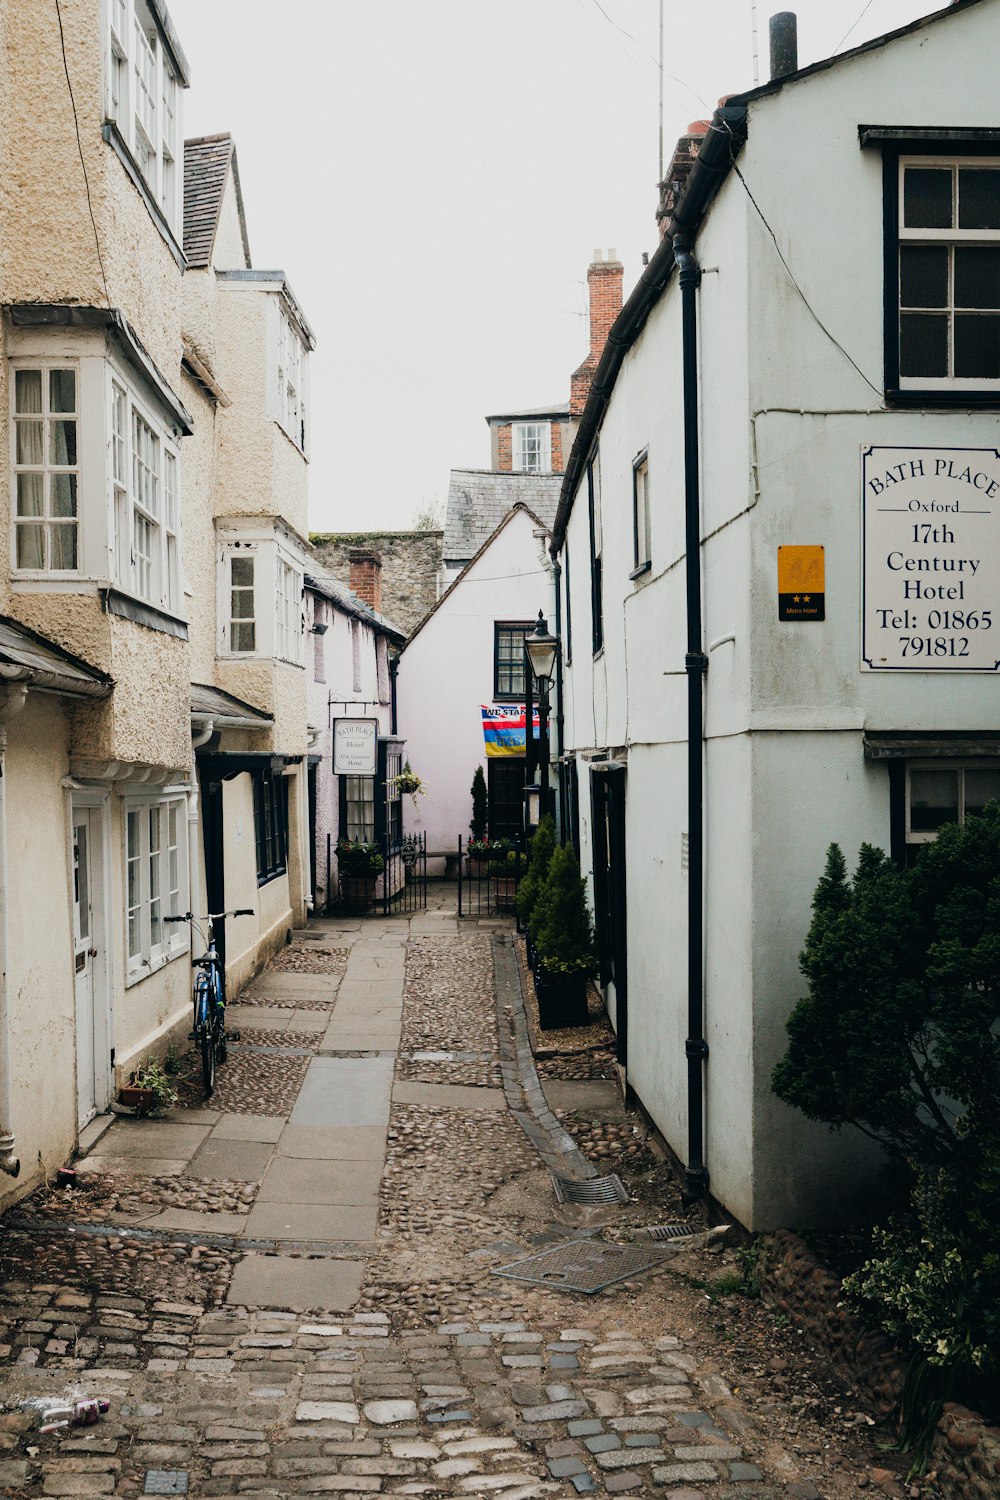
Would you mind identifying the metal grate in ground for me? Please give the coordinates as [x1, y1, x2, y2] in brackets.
[491, 1237, 670, 1294]
[550, 1171, 629, 1206]
[634, 1222, 702, 1242]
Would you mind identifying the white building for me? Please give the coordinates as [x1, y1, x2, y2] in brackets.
[396, 505, 556, 863]
[552, 0, 1000, 1231]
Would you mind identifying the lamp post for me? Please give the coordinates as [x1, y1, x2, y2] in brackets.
[524, 611, 559, 822]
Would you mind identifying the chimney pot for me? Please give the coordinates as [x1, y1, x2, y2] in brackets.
[769, 11, 798, 79]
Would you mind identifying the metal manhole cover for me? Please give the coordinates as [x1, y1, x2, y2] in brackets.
[492, 1238, 669, 1294]
[635, 1222, 701, 1242]
[551, 1172, 629, 1206]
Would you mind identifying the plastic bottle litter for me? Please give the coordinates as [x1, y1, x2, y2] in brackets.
[19, 1396, 110, 1432]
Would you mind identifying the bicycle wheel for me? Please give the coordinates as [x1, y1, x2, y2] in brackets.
[196, 981, 216, 1097]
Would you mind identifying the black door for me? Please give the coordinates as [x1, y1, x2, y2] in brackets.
[200, 772, 227, 988]
[488, 759, 525, 839]
[591, 763, 627, 1068]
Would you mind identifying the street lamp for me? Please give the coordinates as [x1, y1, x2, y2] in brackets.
[523, 612, 559, 823]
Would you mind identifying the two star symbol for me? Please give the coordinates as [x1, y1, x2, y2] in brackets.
[792, 595, 812, 603]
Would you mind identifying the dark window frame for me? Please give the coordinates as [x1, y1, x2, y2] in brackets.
[882, 139, 1000, 406]
[253, 768, 289, 885]
[493, 620, 534, 702]
[630, 446, 651, 578]
[587, 450, 603, 655]
[563, 545, 572, 666]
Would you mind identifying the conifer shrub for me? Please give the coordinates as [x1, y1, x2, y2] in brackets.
[516, 814, 556, 930]
[469, 765, 488, 843]
[532, 843, 597, 978]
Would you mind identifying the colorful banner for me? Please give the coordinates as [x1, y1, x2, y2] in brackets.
[481, 704, 539, 758]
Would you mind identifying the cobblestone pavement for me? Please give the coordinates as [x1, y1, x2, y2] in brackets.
[0, 905, 928, 1499]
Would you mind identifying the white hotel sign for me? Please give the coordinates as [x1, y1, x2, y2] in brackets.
[333, 718, 378, 775]
[862, 445, 1000, 672]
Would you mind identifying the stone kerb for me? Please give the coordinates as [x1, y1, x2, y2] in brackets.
[757, 1229, 1000, 1500]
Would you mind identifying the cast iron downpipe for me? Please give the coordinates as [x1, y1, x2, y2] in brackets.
[673, 231, 710, 1204]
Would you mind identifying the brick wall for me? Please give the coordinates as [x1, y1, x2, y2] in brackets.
[311, 532, 443, 637]
[656, 121, 711, 239]
[497, 425, 512, 472]
[570, 252, 624, 416]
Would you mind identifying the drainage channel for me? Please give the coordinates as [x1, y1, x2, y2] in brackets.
[4, 1213, 375, 1259]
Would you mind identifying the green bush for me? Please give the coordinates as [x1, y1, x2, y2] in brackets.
[336, 839, 384, 877]
[469, 766, 488, 843]
[772, 813, 1000, 1170]
[532, 843, 597, 977]
[516, 815, 556, 929]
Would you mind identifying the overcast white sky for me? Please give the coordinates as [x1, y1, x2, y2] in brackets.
[169, 0, 932, 534]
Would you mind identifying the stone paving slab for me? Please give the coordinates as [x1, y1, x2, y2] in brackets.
[257, 1157, 382, 1207]
[243, 1200, 378, 1241]
[184, 1139, 275, 1182]
[245, 971, 339, 996]
[276, 1124, 388, 1161]
[541, 1080, 629, 1122]
[88, 1122, 211, 1158]
[211, 1114, 286, 1143]
[226, 1005, 328, 1034]
[391, 1081, 508, 1112]
[226, 1254, 364, 1310]
[75, 1154, 189, 1177]
[137, 1208, 251, 1235]
[290, 1058, 395, 1128]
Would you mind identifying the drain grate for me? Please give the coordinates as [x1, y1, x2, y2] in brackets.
[551, 1172, 629, 1206]
[492, 1238, 670, 1294]
[635, 1222, 701, 1243]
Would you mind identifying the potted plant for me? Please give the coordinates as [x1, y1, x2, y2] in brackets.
[393, 762, 426, 811]
[337, 838, 385, 914]
[531, 843, 596, 1030]
[118, 1055, 178, 1117]
[516, 814, 556, 957]
[490, 845, 521, 913]
[469, 766, 488, 855]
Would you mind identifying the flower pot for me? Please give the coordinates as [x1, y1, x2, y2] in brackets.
[491, 874, 518, 913]
[118, 1085, 155, 1112]
[341, 875, 378, 914]
[534, 966, 589, 1031]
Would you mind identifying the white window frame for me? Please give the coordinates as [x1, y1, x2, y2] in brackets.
[905, 760, 1000, 843]
[275, 553, 303, 665]
[104, 0, 183, 233]
[897, 156, 1000, 392]
[276, 304, 309, 453]
[110, 371, 182, 614]
[512, 422, 551, 474]
[125, 792, 188, 982]
[11, 365, 81, 575]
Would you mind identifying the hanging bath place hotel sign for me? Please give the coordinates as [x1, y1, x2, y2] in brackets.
[862, 445, 1000, 672]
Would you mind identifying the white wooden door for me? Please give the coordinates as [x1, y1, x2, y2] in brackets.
[73, 810, 97, 1128]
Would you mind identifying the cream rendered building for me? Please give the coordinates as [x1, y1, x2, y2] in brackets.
[0, 1, 316, 1208]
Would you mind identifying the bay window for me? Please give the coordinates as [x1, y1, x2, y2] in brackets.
[104, 0, 184, 235]
[126, 794, 187, 979]
[11, 356, 183, 616]
[218, 537, 304, 663]
[276, 304, 308, 452]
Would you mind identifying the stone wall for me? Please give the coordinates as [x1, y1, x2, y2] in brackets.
[757, 1231, 1000, 1499]
[310, 531, 443, 637]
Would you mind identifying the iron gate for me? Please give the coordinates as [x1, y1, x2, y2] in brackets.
[335, 833, 428, 916]
[457, 833, 526, 918]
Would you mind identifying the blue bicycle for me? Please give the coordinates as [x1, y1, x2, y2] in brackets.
[165, 909, 252, 1097]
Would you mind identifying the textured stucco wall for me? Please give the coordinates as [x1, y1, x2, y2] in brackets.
[3, 1, 185, 382]
[181, 374, 220, 691]
[0, 698, 76, 1211]
[310, 533, 442, 637]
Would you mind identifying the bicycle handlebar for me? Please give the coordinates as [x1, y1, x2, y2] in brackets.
[165, 910, 254, 923]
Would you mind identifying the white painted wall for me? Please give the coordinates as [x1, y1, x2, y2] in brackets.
[396, 508, 556, 859]
[559, 0, 1000, 1229]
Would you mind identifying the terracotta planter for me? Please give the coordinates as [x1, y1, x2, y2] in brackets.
[341, 874, 378, 914]
[491, 874, 518, 912]
[535, 966, 590, 1031]
[118, 1085, 155, 1112]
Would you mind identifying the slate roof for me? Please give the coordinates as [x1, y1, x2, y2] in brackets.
[183, 134, 251, 270]
[443, 470, 562, 564]
[305, 572, 407, 643]
[191, 683, 272, 727]
[0, 615, 111, 698]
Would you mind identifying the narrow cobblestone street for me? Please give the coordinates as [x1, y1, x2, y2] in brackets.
[0, 899, 919, 1499]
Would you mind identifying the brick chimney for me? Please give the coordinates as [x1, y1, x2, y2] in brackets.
[656, 120, 711, 239]
[570, 249, 624, 417]
[349, 549, 383, 613]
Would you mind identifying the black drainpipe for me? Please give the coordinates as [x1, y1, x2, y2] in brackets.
[389, 653, 399, 736]
[673, 230, 710, 1204]
[552, 557, 564, 767]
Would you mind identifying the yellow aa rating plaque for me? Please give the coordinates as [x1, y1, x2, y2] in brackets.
[778, 545, 825, 621]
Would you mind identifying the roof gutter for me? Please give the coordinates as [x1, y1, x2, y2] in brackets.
[550, 104, 747, 556]
[0, 662, 110, 700]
